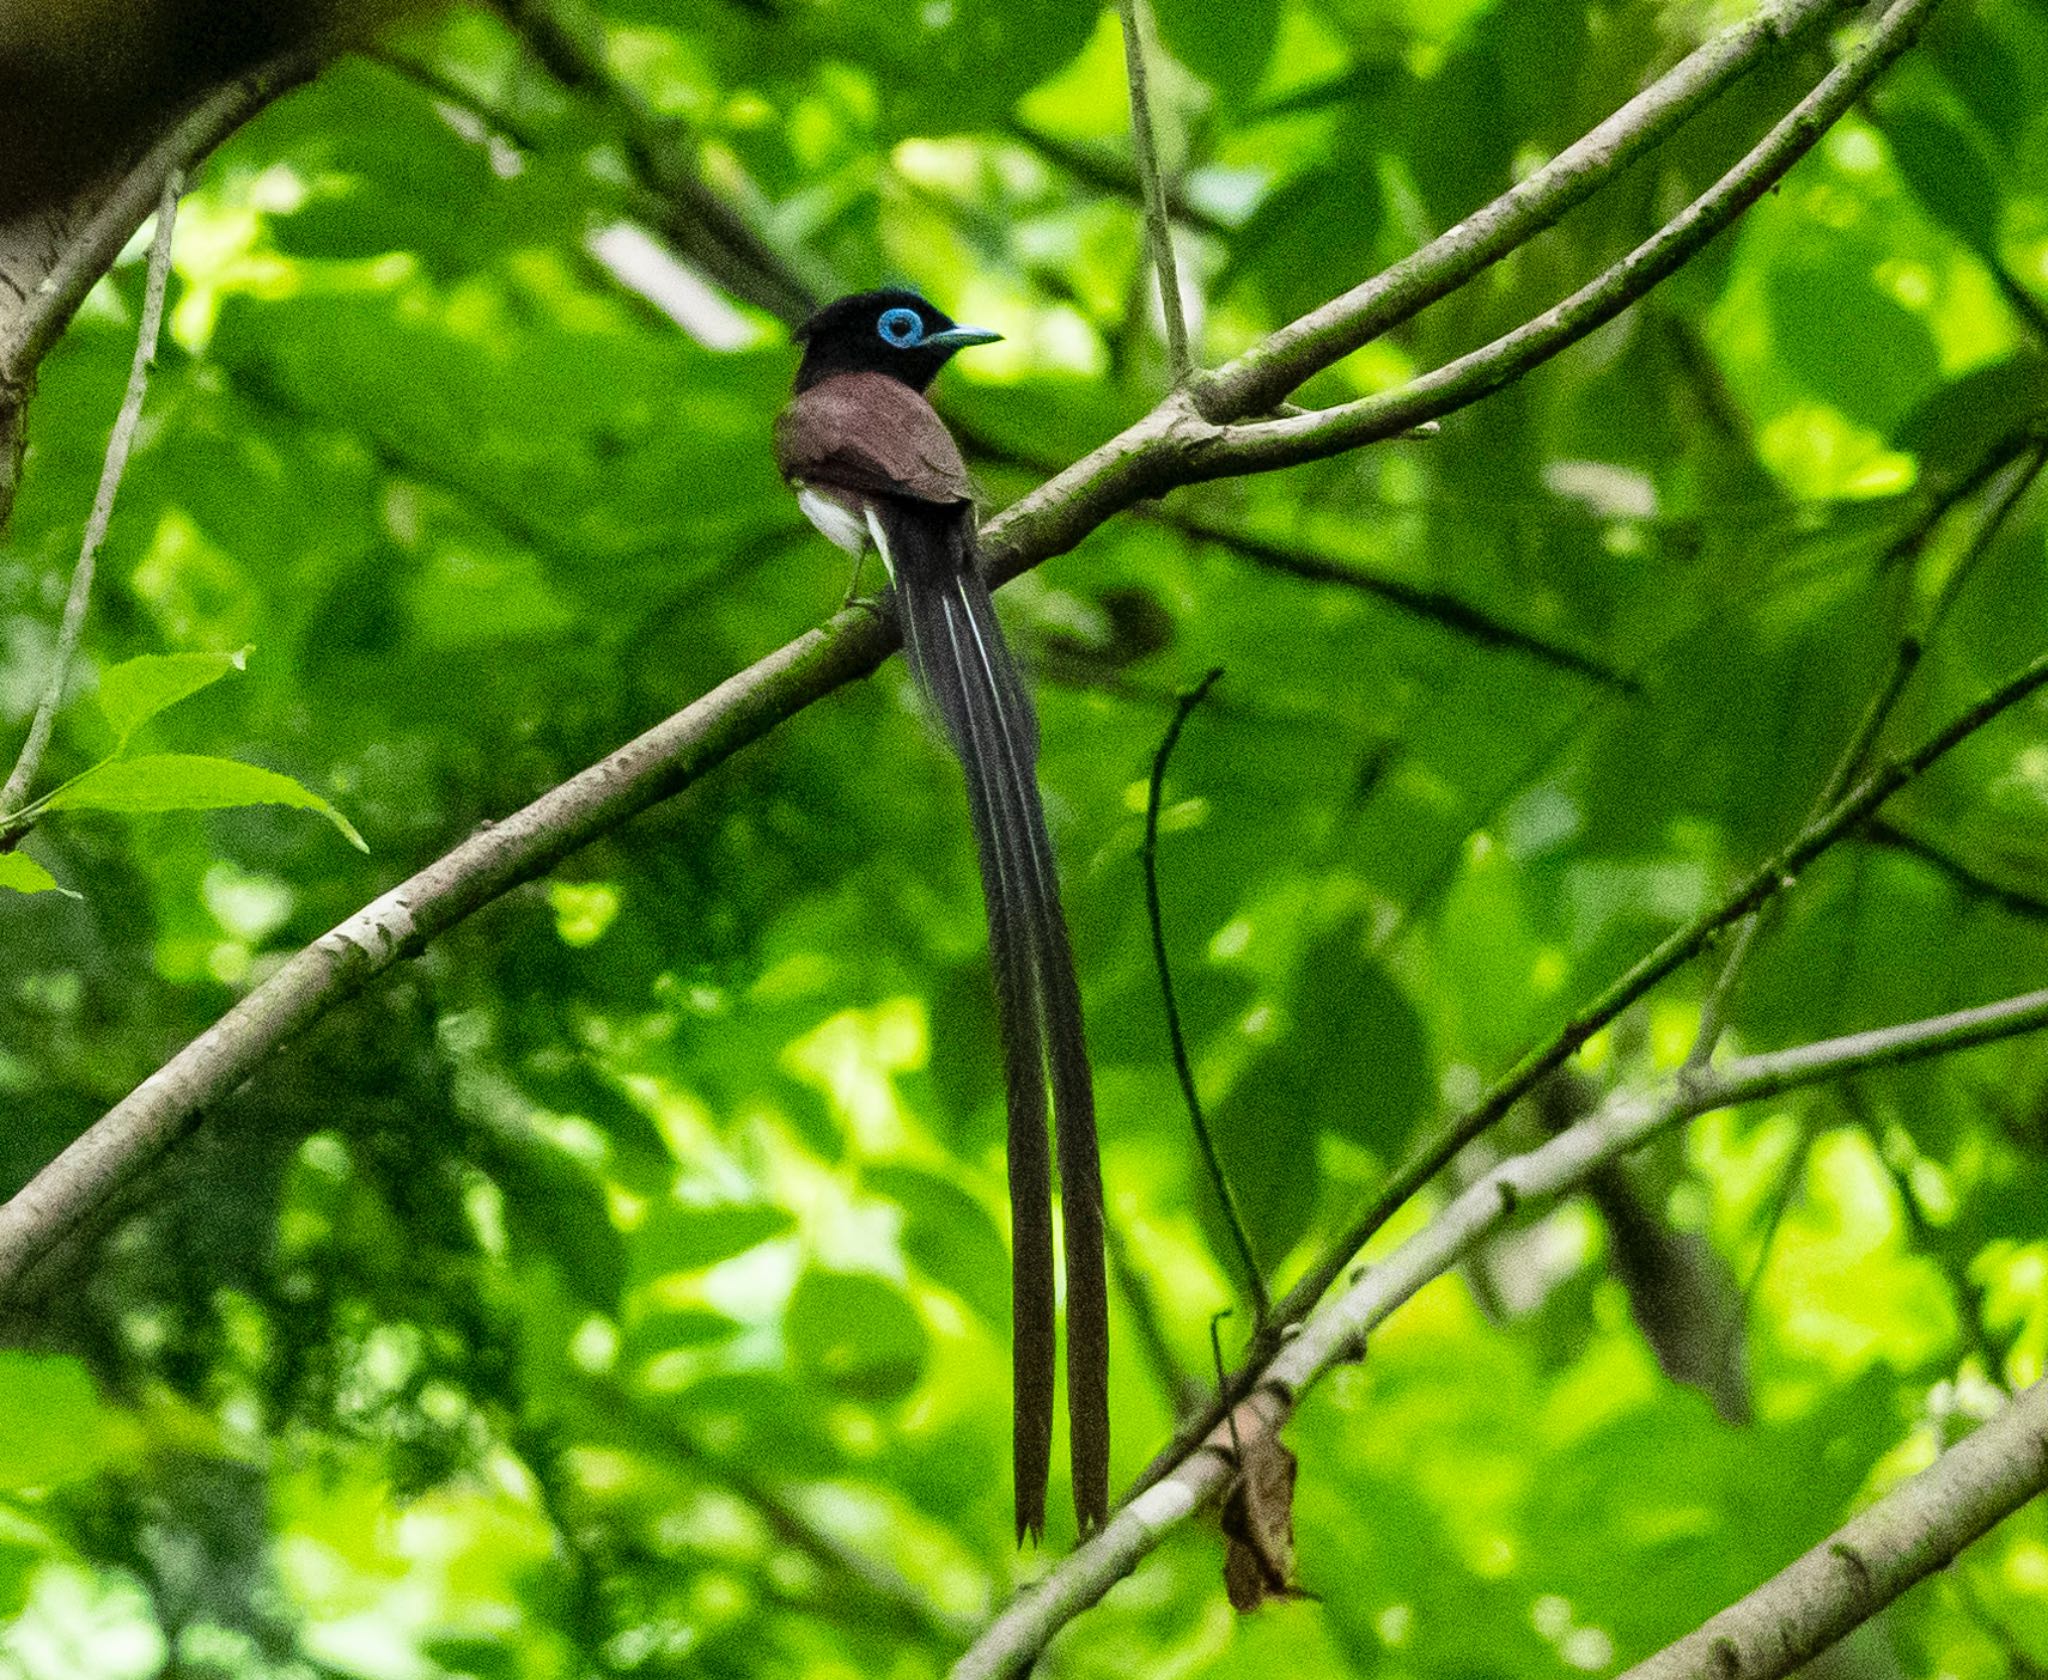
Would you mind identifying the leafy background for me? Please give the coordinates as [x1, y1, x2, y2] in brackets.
[5, 0, 2048, 1674]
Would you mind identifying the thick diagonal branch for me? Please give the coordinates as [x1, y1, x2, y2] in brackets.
[1618, 1380, 2048, 1680]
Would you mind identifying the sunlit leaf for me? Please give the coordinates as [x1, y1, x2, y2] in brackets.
[45, 754, 367, 849]
[635, 1201, 797, 1278]
[95, 648, 250, 745]
[0, 852, 67, 895]
[0, 1354, 115, 1489]
[785, 1269, 928, 1402]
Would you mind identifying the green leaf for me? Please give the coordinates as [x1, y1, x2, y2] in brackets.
[0, 853, 67, 895]
[1766, 251, 1942, 432]
[1226, 129, 1385, 324]
[420, 1640, 523, 1680]
[0, 1353, 115, 1489]
[475, 1131, 628, 1315]
[1207, 919, 1434, 1271]
[1892, 350, 2048, 472]
[867, 0, 1100, 134]
[785, 1270, 927, 1403]
[634, 1201, 795, 1278]
[868, 1162, 1011, 1324]
[96, 648, 249, 746]
[45, 754, 367, 850]
[1287, 924, 1433, 1155]
[1154, 0, 1280, 102]
[629, 1304, 745, 1352]
[1880, 105, 2002, 253]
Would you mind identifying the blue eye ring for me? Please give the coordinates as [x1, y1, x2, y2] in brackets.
[876, 306, 925, 347]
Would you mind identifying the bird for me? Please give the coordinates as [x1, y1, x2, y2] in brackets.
[773, 289, 1109, 1540]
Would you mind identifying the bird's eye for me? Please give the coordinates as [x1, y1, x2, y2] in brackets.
[876, 306, 925, 347]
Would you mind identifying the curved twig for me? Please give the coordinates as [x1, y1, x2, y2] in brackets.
[1139, 670, 1265, 1318]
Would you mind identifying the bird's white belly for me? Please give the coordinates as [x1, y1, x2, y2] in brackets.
[795, 484, 870, 557]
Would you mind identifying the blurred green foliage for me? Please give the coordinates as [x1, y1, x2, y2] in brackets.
[4, 0, 2048, 1674]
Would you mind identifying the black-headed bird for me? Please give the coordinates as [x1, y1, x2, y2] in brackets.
[774, 290, 1108, 1539]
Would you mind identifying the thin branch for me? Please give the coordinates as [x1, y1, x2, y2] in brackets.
[1683, 434, 2047, 1069]
[1195, 0, 1859, 416]
[1125, 636, 2048, 1500]
[1617, 1379, 2048, 1680]
[1141, 670, 1265, 1320]
[952, 987, 2048, 1679]
[1192, 0, 1943, 472]
[1866, 820, 2048, 923]
[1, 173, 182, 821]
[1160, 512, 1640, 693]
[0, 53, 322, 392]
[1116, 0, 1192, 379]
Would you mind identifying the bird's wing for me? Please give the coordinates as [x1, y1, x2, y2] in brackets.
[774, 371, 977, 506]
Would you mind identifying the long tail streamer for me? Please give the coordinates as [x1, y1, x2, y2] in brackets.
[868, 497, 1109, 1539]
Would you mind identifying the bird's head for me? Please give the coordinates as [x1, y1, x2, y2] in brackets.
[791, 288, 1002, 393]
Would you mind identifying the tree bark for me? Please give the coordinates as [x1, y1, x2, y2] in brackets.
[0, 50, 324, 536]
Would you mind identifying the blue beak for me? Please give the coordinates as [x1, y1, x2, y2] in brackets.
[924, 324, 1003, 348]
